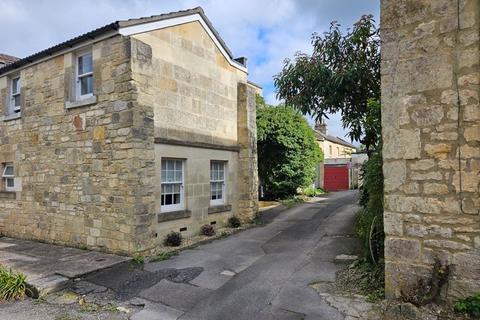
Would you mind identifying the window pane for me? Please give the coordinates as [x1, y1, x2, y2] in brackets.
[175, 160, 182, 170]
[173, 193, 180, 204]
[6, 178, 14, 188]
[161, 160, 166, 170]
[161, 170, 166, 182]
[12, 78, 20, 93]
[167, 171, 174, 182]
[175, 170, 182, 181]
[13, 95, 21, 108]
[174, 184, 180, 193]
[165, 194, 173, 205]
[167, 160, 174, 170]
[80, 75, 93, 95]
[78, 53, 92, 74]
[3, 165, 13, 176]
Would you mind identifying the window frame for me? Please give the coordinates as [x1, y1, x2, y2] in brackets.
[160, 158, 185, 212]
[210, 161, 226, 206]
[9, 76, 21, 114]
[2, 164, 14, 192]
[75, 50, 94, 101]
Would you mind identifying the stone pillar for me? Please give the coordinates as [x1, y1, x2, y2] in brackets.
[237, 82, 259, 222]
[129, 38, 157, 253]
[381, 0, 480, 300]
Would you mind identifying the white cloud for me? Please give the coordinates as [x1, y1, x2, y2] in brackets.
[0, 0, 378, 142]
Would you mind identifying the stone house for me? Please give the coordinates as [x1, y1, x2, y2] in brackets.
[381, 0, 479, 301]
[313, 121, 360, 191]
[314, 121, 357, 160]
[0, 7, 259, 255]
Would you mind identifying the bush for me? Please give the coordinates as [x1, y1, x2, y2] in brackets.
[132, 254, 144, 265]
[455, 293, 480, 317]
[356, 147, 384, 264]
[257, 104, 323, 199]
[227, 216, 241, 228]
[0, 266, 27, 301]
[163, 231, 183, 247]
[302, 186, 325, 197]
[200, 224, 215, 237]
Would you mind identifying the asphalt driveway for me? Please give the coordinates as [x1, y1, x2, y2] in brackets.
[0, 190, 362, 320]
[126, 190, 362, 320]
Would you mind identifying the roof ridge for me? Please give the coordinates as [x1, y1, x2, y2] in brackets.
[0, 6, 239, 75]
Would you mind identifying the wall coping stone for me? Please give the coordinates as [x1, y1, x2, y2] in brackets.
[208, 204, 232, 214]
[157, 209, 192, 223]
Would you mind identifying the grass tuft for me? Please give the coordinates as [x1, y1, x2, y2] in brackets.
[0, 266, 28, 301]
[150, 251, 177, 262]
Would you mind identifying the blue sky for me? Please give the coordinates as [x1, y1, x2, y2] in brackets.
[0, 0, 379, 142]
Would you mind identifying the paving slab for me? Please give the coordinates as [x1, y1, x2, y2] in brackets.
[0, 237, 130, 297]
[130, 301, 184, 320]
[139, 279, 212, 311]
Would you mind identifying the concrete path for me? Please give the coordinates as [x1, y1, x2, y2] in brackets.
[0, 237, 130, 297]
[97, 190, 360, 320]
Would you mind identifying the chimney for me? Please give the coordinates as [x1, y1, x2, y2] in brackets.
[315, 119, 327, 135]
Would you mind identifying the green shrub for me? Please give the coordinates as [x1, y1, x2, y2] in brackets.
[164, 231, 183, 247]
[302, 186, 325, 197]
[132, 254, 144, 265]
[455, 293, 480, 317]
[200, 224, 215, 237]
[356, 147, 384, 264]
[0, 266, 27, 301]
[227, 216, 241, 228]
[257, 104, 323, 199]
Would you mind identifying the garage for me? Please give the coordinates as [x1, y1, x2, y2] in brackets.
[323, 164, 349, 191]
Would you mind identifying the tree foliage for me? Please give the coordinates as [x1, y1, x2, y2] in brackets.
[274, 15, 380, 152]
[257, 102, 323, 199]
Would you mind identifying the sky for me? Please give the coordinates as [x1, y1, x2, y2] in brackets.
[0, 0, 379, 143]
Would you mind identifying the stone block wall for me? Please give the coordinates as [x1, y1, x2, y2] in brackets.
[130, 22, 258, 234]
[237, 82, 259, 222]
[0, 20, 258, 254]
[381, 0, 480, 300]
[0, 35, 157, 254]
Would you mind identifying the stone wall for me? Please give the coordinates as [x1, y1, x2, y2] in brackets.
[0, 20, 258, 254]
[130, 22, 258, 234]
[0, 35, 156, 254]
[381, 0, 480, 300]
[237, 82, 259, 222]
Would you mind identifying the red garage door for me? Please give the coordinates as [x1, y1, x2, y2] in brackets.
[324, 165, 349, 191]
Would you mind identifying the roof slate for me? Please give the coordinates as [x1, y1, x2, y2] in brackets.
[0, 54, 20, 65]
[0, 7, 237, 75]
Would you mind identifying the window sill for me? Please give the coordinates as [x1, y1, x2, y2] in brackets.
[0, 191, 16, 199]
[2, 112, 22, 122]
[208, 204, 232, 214]
[158, 209, 191, 223]
[65, 96, 97, 110]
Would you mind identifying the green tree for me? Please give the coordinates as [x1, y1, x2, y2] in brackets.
[257, 103, 323, 199]
[274, 15, 380, 152]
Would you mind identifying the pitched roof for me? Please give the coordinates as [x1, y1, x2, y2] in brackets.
[0, 7, 243, 75]
[314, 129, 357, 149]
[0, 54, 20, 65]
